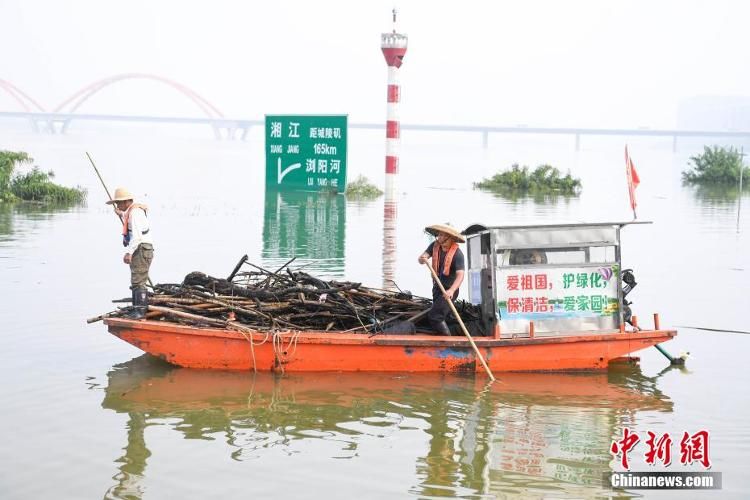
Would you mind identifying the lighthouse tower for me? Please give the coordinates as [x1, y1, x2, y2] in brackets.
[380, 9, 407, 290]
[381, 8, 407, 196]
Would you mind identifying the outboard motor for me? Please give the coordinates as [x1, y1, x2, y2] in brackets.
[621, 269, 637, 326]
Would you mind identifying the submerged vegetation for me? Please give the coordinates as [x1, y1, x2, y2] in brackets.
[0, 151, 30, 202]
[345, 175, 383, 199]
[11, 167, 87, 203]
[0, 150, 86, 204]
[474, 164, 582, 196]
[682, 145, 750, 187]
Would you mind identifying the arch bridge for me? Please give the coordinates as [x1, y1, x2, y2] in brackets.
[2, 76, 750, 147]
[1, 74, 256, 139]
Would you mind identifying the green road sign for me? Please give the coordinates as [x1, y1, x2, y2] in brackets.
[265, 115, 348, 193]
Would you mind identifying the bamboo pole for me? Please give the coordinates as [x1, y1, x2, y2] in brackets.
[424, 263, 496, 381]
[86, 152, 123, 224]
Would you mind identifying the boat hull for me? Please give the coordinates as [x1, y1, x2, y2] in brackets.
[104, 318, 677, 373]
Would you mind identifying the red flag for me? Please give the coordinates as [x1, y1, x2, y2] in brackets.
[625, 145, 640, 217]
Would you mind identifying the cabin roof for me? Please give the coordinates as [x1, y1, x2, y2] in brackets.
[462, 220, 652, 236]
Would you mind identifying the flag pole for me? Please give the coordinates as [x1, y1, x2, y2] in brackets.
[625, 145, 639, 220]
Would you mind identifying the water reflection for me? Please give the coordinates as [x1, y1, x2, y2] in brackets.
[0, 201, 82, 241]
[101, 356, 672, 499]
[261, 190, 346, 278]
[0, 203, 11, 238]
[382, 198, 397, 290]
[688, 184, 748, 205]
[474, 187, 579, 205]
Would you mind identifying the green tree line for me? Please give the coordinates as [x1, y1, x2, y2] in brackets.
[682, 145, 750, 186]
[474, 164, 581, 195]
[0, 150, 86, 203]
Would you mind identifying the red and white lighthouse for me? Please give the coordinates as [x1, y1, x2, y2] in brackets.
[381, 9, 408, 196]
[380, 9, 407, 290]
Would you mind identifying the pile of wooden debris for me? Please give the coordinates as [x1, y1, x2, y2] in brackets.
[92, 256, 483, 335]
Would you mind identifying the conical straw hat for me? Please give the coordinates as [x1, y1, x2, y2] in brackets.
[425, 223, 466, 243]
[106, 187, 134, 204]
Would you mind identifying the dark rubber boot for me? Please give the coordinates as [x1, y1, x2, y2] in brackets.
[128, 288, 138, 317]
[129, 288, 148, 320]
[434, 320, 452, 336]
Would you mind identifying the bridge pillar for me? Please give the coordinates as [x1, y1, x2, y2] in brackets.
[44, 119, 59, 134]
[29, 118, 53, 133]
[226, 124, 245, 141]
[672, 135, 677, 153]
[482, 131, 489, 149]
[211, 124, 221, 140]
[28, 118, 39, 133]
[575, 134, 580, 151]
[240, 125, 251, 141]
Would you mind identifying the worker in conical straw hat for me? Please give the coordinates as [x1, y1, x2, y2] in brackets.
[417, 223, 466, 335]
[106, 187, 154, 319]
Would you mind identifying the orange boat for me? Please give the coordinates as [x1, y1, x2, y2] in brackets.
[104, 221, 679, 373]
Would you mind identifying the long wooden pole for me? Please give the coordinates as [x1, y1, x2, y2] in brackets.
[86, 152, 123, 224]
[424, 263, 496, 381]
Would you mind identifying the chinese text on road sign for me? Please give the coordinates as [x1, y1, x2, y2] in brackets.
[265, 115, 348, 193]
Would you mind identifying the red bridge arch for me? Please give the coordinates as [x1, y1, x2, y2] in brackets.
[0, 79, 46, 112]
[54, 73, 224, 118]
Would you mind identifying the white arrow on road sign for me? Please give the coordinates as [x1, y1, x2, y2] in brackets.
[277, 158, 302, 184]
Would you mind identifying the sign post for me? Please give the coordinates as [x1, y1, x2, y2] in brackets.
[265, 115, 348, 193]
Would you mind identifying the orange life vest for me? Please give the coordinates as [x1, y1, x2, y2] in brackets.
[121, 203, 148, 246]
[432, 242, 458, 276]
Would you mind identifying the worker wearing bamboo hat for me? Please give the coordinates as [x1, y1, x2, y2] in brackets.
[418, 223, 466, 335]
[106, 187, 154, 319]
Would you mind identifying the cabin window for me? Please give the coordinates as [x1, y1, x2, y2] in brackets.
[500, 246, 617, 266]
[587, 245, 617, 263]
[509, 249, 548, 265]
[468, 235, 482, 270]
[467, 234, 494, 270]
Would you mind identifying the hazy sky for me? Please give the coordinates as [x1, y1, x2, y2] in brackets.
[2, 0, 749, 128]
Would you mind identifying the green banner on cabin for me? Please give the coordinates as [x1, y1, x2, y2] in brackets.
[265, 115, 348, 193]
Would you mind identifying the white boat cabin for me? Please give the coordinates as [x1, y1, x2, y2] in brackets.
[463, 222, 648, 337]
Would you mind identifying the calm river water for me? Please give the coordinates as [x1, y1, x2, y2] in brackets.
[1, 125, 748, 499]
